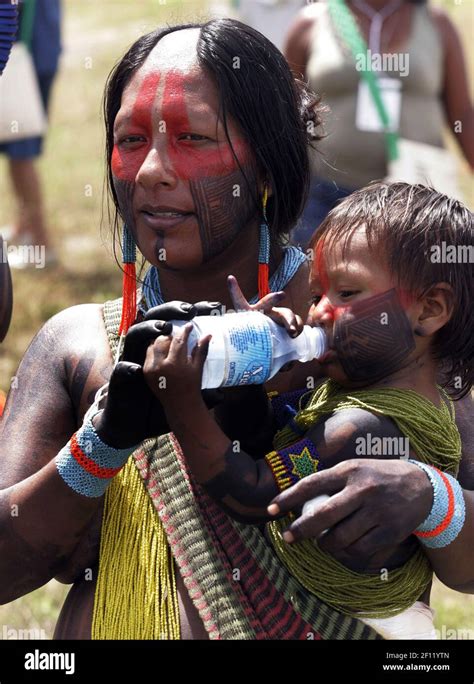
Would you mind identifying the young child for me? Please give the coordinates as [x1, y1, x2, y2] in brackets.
[144, 182, 472, 639]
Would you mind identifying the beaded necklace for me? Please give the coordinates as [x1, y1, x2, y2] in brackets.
[267, 380, 461, 618]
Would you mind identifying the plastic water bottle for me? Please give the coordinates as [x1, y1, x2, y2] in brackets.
[172, 310, 327, 389]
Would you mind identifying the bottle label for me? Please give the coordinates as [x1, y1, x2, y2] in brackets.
[222, 314, 273, 387]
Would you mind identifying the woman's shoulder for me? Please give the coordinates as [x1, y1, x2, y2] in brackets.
[31, 303, 112, 370]
[427, 4, 462, 52]
[46, 302, 107, 341]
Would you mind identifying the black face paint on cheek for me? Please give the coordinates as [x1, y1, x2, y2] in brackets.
[333, 289, 416, 382]
[189, 166, 258, 263]
[114, 177, 166, 261]
[113, 178, 136, 236]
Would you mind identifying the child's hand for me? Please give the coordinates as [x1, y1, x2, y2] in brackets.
[143, 323, 212, 409]
[228, 275, 304, 338]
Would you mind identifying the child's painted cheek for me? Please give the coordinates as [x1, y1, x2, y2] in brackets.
[162, 71, 247, 180]
[318, 298, 349, 327]
[333, 288, 416, 382]
[396, 287, 416, 310]
[111, 72, 162, 182]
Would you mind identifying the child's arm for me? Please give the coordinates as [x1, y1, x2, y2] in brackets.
[143, 324, 410, 525]
[143, 324, 279, 523]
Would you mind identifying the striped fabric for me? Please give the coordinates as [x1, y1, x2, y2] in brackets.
[101, 296, 381, 640]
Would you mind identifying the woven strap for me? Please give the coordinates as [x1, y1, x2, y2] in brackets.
[100, 296, 380, 640]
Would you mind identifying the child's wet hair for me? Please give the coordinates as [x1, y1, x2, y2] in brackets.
[310, 181, 473, 399]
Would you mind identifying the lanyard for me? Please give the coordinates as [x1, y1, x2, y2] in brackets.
[352, 0, 403, 56]
[328, 0, 400, 161]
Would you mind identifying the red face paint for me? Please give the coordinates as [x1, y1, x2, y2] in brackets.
[112, 72, 161, 182]
[396, 287, 416, 310]
[314, 238, 329, 294]
[162, 71, 247, 180]
[311, 238, 353, 322]
[112, 69, 249, 185]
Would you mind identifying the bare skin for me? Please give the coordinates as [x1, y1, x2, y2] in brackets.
[8, 159, 52, 248]
[284, 0, 474, 168]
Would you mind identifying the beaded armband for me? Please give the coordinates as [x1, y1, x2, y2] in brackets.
[409, 460, 466, 549]
[55, 414, 137, 498]
[265, 438, 320, 492]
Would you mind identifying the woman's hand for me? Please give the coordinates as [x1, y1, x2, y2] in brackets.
[228, 275, 304, 339]
[92, 301, 220, 448]
[143, 323, 212, 411]
[268, 458, 433, 560]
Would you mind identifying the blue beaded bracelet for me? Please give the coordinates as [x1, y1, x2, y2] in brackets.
[55, 414, 137, 498]
[409, 459, 466, 549]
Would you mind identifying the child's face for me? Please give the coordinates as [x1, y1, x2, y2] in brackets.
[307, 226, 419, 386]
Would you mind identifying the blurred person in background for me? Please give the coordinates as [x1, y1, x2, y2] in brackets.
[285, 0, 474, 246]
[0, 0, 61, 266]
[233, 0, 306, 51]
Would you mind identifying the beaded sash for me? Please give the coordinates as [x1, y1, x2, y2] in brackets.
[93, 294, 380, 640]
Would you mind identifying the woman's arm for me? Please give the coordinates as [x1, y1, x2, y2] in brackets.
[283, 13, 315, 81]
[432, 7, 474, 169]
[423, 393, 474, 592]
[0, 305, 110, 603]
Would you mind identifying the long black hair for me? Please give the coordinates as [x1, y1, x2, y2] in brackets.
[103, 18, 323, 262]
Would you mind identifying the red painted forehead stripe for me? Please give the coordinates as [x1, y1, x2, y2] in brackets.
[314, 238, 330, 293]
[111, 72, 161, 181]
[163, 71, 245, 179]
[112, 69, 248, 184]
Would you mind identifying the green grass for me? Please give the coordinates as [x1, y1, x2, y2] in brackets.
[0, 0, 472, 640]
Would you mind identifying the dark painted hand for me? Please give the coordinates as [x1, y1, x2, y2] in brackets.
[268, 458, 433, 561]
[93, 301, 222, 447]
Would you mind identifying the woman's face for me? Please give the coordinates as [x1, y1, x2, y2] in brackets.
[111, 28, 259, 270]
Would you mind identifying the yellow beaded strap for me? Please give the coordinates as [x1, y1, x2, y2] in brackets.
[274, 381, 461, 475]
[92, 457, 180, 639]
[267, 521, 432, 619]
[266, 380, 461, 619]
